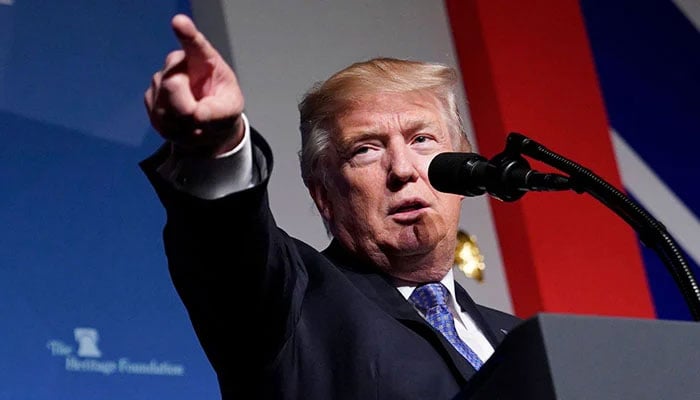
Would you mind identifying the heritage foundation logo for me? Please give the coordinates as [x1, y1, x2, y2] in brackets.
[74, 327, 102, 358]
[46, 327, 185, 376]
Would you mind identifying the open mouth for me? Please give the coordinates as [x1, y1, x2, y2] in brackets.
[389, 200, 429, 215]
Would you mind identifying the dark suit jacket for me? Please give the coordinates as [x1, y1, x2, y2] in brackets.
[142, 130, 521, 399]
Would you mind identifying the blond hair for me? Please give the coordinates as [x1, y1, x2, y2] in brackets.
[298, 57, 468, 188]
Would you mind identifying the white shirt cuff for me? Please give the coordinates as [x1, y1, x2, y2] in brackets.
[156, 113, 255, 200]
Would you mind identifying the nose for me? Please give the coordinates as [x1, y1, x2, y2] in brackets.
[386, 142, 419, 191]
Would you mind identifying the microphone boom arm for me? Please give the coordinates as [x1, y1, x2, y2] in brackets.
[502, 132, 700, 321]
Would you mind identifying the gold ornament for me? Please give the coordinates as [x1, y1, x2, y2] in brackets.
[454, 230, 485, 283]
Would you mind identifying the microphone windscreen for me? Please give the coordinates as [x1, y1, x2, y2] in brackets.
[428, 152, 487, 196]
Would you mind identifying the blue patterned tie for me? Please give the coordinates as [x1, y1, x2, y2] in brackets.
[409, 283, 484, 370]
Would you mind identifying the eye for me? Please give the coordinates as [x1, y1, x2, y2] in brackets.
[412, 135, 436, 146]
[353, 146, 370, 155]
[347, 143, 382, 164]
[414, 135, 430, 143]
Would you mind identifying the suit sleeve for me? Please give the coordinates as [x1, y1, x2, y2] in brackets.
[140, 129, 308, 382]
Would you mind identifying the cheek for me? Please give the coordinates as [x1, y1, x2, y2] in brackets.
[343, 169, 386, 203]
[345, 190, 383, 226]
[331, 177, 380, 221]
[436, 193, 463, 215]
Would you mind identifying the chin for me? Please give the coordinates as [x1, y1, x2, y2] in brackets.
[382, 230, 436, 256]
[393, 221, 445, 253]
[391, 241, 436, 257]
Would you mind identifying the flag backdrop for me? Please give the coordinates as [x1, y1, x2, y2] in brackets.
[446, 0, 698, 320]
[0, 0, 697, 397]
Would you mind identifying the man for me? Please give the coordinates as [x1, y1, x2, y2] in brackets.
[142, 14, 520, 399]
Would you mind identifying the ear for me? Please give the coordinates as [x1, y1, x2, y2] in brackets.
[308, 181, 333, 223]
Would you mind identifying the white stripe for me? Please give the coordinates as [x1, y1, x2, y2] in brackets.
[611, 129, 700, 266]
[671, 0, 700, 32]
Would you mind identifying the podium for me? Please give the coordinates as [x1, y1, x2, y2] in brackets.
[460, 313, 700, 399]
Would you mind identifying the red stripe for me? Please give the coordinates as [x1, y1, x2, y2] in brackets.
[445, 0, 655, 318]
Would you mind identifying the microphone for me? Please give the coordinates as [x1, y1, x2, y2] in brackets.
[428, 152, 571, 202]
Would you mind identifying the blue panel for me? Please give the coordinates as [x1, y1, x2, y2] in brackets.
[0, 0, 185, 146]
[581, 0, 700, 320]
[0, 1, 220, 398]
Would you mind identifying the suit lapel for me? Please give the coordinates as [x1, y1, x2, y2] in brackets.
[454, 283, 505, 347]
[322, 241, 477, 383]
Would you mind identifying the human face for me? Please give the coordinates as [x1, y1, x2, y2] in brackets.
[313, 91, 467, 281]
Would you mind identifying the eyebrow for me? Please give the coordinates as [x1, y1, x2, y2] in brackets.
[337, 132, 385, 152]
[402, 120, 438, 135]
[337, 120, 440, 150]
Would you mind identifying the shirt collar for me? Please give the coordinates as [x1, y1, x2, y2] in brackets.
[396, 269, 459, 310]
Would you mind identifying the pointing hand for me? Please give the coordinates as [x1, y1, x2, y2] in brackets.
[145, 14, 245, 156]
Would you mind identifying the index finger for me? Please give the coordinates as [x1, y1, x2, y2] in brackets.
[171, 14, 218, 61]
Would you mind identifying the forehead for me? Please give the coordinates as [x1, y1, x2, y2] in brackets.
[334, 91, 445, 135]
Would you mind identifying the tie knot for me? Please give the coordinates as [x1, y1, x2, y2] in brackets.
[409, 282, 449, 312]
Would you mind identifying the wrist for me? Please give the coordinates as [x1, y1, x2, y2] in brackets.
[212, 116, 245, 156]
[170, 114, 246, 158]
